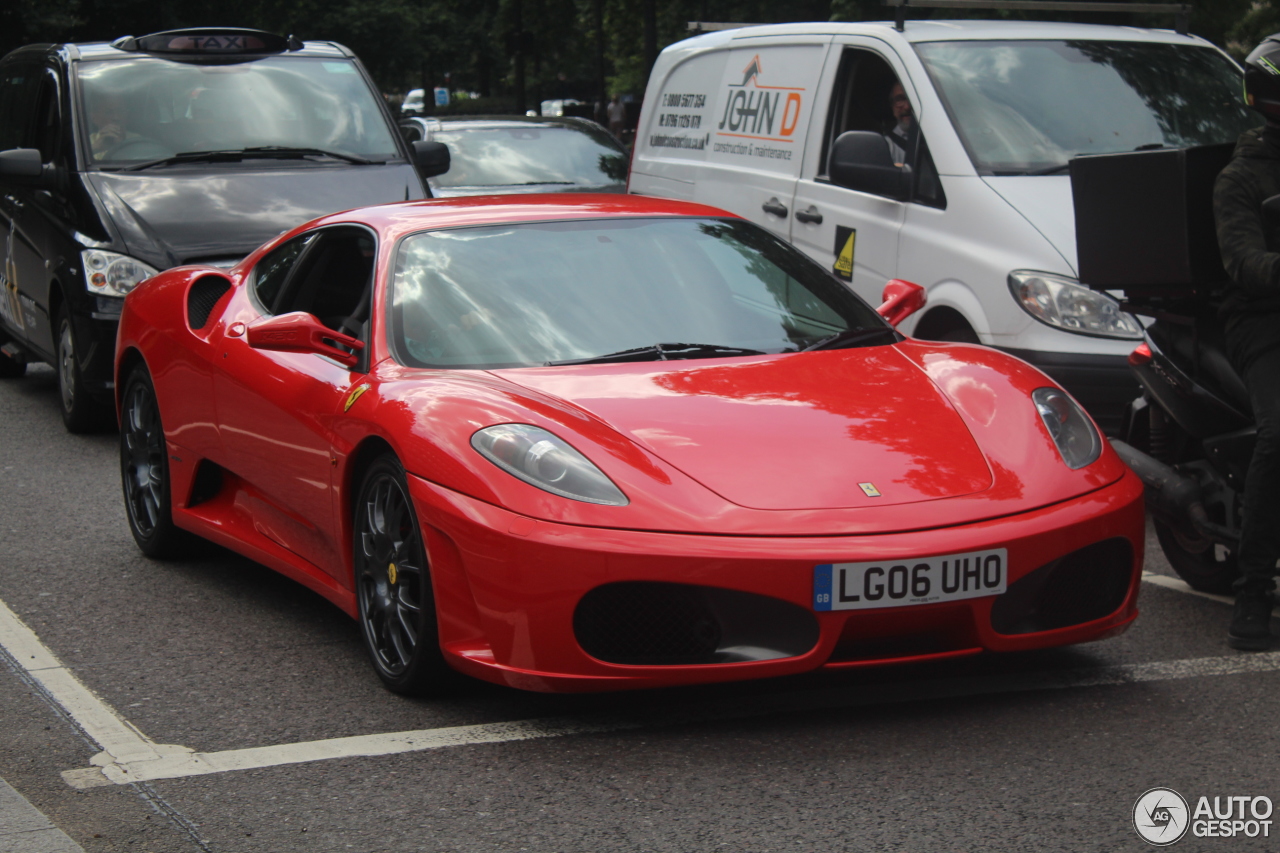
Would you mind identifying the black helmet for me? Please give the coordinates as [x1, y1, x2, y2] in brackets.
[1245, 34, 1280, 121]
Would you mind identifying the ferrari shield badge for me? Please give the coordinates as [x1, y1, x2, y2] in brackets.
[859, 482, 881, 497]
[344, 383, 371, 412]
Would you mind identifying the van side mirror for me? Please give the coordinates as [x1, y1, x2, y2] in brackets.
[829, 131, 910, 201]
[247, 312, 364, 368]
[0, 148, 45, 184]
[876, 279, 926, 327]
[412, 140, 450, 178]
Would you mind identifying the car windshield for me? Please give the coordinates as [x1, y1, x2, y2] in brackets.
[390, 217, 893, 369]
[429, 124, 627, 188]
[77, 56, 400, 166]
[914, 40, 1255, 175]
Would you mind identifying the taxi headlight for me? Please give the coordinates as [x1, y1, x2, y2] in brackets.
[472, 424, 629, 506]
[1033, 387, 1101, 469]
[81, 250, 160, 298]
[1008, 271, 1141, 339]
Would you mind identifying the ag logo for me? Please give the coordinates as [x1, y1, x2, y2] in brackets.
[1134, 787, 1190, 846]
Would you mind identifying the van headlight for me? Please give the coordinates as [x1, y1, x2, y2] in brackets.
[81, 250, 159, 298]
[1008, 271, 1141, 339]
[1033, 387, 1100, 469]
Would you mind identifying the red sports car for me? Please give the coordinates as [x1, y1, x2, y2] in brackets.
[115, 194, 1144, 695]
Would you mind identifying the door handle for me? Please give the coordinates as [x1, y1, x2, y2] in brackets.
[795, 206, 823, 225]
[762, 198, 788, 218]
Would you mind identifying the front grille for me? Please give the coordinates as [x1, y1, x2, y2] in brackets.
[574, 582, 819, 666]
[990, 537, 1133, 635]
[187, 276, 231, 330]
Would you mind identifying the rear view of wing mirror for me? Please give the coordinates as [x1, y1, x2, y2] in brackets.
[828, 131, 910, 201]
[876, 279, 926, 327]
[412, 140, 451, 179]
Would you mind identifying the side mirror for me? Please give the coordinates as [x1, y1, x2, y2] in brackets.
[829, 131, 910, 201]
[412, 140, 450, 178]
[0, 148, 45, 184]
[876, 279, 926, 327]
[246, 312, 365, 368]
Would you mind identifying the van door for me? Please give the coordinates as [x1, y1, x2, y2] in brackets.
[791, 41, 941, 306]
[0, 63, 42, 348]
[691, 37, 831, 241]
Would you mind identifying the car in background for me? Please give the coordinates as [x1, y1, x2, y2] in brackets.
[116, 193, 1144, 696]
[400, 115, 627, 197]
[401, 88, 425, 116]
[0, 27, 448, 431]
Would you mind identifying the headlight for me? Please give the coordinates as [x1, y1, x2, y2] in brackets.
[80, 250, 160, 298]
[1008, 271, 1141, 339]
[1033, 387, 1101, 469]
[471, 424, 629, 506]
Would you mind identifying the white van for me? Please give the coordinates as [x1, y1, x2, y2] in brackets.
[629, 20, 1255, 433]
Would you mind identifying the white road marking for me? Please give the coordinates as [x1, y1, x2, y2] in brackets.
[2, 588, 1274, 791]
[1142, 571, 1235, 605]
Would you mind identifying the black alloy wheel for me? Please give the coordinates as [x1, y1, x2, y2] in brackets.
[56, 305, 110, 432]
[119, 364, 190, 558]
[1154, 518, 1241, 595]
[354, 455, 451, 695]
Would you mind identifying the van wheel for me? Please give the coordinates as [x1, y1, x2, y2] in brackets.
[56, 306, 110, 433]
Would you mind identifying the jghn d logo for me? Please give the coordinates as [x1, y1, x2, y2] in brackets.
[1134, 787, 1190, 846]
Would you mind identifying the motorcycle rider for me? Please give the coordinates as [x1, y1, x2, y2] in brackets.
[1214, 33, 1280, 649]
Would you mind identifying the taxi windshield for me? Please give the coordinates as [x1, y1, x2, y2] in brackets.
[77, 56, 400, 166]
[390, 217, 893, 369]
[429, 123, 628, 189]
[914, 40, 1255, 175]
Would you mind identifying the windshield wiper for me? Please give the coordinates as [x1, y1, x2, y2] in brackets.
[1023, 163, 1070, 176]
[801, 327, 897, 352]
[545, 342, 766, 366]
[117, 146, 380, 172]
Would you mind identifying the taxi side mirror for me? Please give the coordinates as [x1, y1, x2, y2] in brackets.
[876, 279, 926, 327]
[1264, 193, 1280, 225]
[412, 140, 450, 179]
[828, 131, 910, 201]
[247, 312, 364, 368]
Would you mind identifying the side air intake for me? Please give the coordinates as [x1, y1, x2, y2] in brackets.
[187, 277, 231, 330]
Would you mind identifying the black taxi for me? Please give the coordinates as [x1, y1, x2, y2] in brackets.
[0, 28, 448, 430]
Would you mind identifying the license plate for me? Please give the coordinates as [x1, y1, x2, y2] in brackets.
[813, 548, 1007, 611]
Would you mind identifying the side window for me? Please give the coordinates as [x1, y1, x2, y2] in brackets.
[822, 49, 946, 209]
[252, 233, 316, 313]
[32, 69, 61, 164]
[0, 65, 41, 153]
[273, 227, 376, 334]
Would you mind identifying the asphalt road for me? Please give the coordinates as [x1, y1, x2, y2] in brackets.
[1, 363, 1277, 853]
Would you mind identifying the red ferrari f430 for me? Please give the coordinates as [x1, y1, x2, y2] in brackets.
[115, 195, 1144, 694]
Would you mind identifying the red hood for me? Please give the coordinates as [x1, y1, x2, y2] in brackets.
[491, 347, 993, 510]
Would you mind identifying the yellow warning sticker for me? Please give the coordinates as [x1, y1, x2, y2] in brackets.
[833, 226, 856, 281]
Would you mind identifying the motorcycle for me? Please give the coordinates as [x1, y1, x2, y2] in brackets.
[1071, 145, 1258, 595]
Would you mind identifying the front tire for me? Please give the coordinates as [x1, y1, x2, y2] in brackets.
[120, 364, 191, 559]
[56, 306, 110, 432]
[354, 455, 452, 695]
[1154, 518, 1240, 595]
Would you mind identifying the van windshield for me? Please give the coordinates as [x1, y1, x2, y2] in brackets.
[914, 40, 1255, 175]
[77, 56, 400, 166]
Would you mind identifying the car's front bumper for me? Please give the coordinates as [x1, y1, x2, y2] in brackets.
[408, 470, 1145, 693]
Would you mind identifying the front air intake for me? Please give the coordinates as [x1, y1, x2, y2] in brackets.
[990, 538, 1133, 635]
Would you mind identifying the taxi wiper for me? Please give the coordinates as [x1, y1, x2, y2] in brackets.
[118, 146, 380, 172]
[1024, 163, 1070, 176]
[545, 342, 766, 366]
[801, 327, 896, 352]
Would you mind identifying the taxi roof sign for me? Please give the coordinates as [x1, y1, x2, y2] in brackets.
[111, 28, 302, 54]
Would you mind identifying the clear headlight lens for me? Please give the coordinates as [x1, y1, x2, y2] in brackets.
[1033, 387, 1101, 470]
[1008, 271, 1141, 339]
[80, 250, 160, 298]
[471, 424, 629, 506]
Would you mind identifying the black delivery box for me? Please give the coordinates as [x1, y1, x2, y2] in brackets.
[1070, 142, 1233, 293]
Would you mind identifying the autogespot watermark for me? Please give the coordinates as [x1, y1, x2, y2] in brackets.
[1133, 787, 1275, 845]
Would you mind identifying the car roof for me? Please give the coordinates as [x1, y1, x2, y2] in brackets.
[305, 194, 741, 244]
[677, 18, 1208, 49]
[3, 37, 352, 64]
